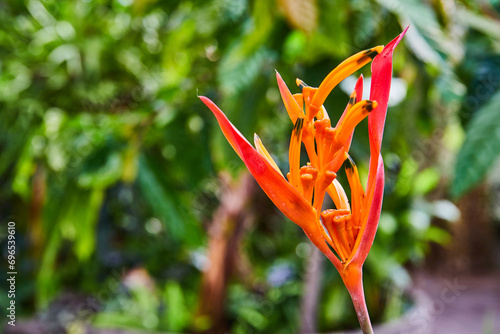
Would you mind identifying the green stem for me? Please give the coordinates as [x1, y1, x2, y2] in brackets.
[341, 264, 373, 334]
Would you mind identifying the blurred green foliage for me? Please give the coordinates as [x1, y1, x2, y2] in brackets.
[1, 0, 500, 333]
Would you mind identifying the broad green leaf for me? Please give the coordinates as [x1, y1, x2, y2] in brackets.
[218, 46, 276, 96]
[36, 225, 62, 309]
[456, 6, 500, 39]
[162, 9, 196, 88]
[56, 187, 104, 261]
[377, 0, 462, 64]
[12, 132, 37, 199]
[73, 189, 104, 260]
[136, 154, 185, 241]
[452, 90, 500, 198]
[78, 152, 123, 189]
[217, 0, 276, 96]
[163, 280, 189, 332]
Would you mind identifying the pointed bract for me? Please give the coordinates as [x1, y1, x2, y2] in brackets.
[367, 27, 408, 193]
[348, 155, 385, 266]
[369, 28, 408, 153]
[349, 27, 407, 267]
[276, 71, 304, 124]
[200, 96, 317, 230]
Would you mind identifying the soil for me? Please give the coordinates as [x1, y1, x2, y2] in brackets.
[369, 271, 500, 334]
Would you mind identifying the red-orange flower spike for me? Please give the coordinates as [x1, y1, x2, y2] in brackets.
[200, 28, 407, 334]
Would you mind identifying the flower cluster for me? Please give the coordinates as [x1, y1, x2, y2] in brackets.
[200, 28, 407, 333]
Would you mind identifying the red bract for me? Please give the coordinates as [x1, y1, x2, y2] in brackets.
[200, 28, 407, 333]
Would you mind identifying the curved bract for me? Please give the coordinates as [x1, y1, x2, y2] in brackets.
[200, 28, 407, 334]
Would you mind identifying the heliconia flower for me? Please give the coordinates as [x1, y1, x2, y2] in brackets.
[200, 28, 407, 334]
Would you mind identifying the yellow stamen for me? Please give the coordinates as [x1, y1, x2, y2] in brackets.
[317, 105, 330, 121]
[310, 46, 383, 115]
[326, 179, 350, 211]
[254, 134, 283, 177]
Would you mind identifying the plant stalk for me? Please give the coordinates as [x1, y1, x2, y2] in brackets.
[341, 264, 373, 334]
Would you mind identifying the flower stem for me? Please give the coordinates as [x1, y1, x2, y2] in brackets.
[341, 264, 373, 334]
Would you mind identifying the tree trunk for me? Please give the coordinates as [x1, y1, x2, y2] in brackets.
[194, 172, 255, 333]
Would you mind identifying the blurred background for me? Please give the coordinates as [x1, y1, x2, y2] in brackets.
[1, 0, 500, 333]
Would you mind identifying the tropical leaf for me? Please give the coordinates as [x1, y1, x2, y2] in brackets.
[36, 224, 62, 309]
[452, 90, 500, 198]
[136, 154, 186, 242]
[218, 46, 276, 96]
[377, 0, 462, 64]
[217, 0, 276, 96]
[56, 186, 105, 261]
[11, 131, 37, 199]
[456, 6, 500, 39]
[162, 280, 190, 331]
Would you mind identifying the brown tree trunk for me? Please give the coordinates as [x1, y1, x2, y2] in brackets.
[29, 165, 46, 259]
[194, 172, 255, 334]
[428, 185, 496, 274]
[451, 185, 496, 273]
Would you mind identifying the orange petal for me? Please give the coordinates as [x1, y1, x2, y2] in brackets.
[338, 74, 364, 126]
[200, 96, 317, 229]
[293, 93, 304, 113]
[335, 100, 377, 146]
[296, 78, 329, 120]
[310, 46, 383, 114]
